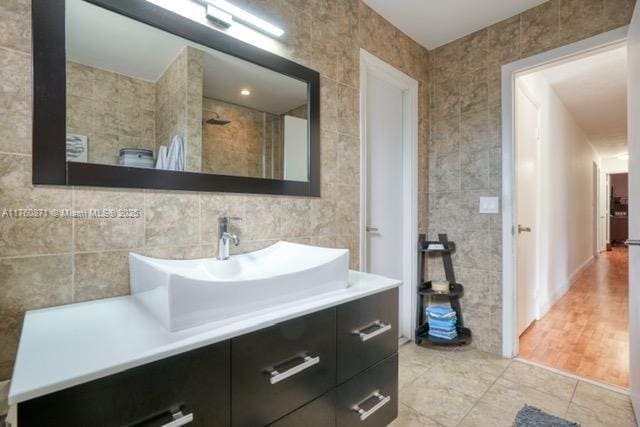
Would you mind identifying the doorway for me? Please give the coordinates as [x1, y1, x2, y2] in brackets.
[359, 49, 418, 341]
[610, 173, 630, 247]
[503, 27, 632, 389]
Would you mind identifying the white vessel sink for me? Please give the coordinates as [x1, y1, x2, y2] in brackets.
[129, 241, 350, 331]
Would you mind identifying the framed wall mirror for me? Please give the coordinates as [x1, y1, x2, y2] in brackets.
[32, 0, 320, 196]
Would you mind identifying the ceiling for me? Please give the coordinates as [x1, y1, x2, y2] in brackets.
[362, 0, 547, 49]
[540, 46, 628, 159]
[202, 54, 307, 115]
[67, 0, 186, 82]
[66, 0, 306, 114]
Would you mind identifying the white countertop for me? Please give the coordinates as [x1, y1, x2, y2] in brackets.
[8, 271, 400, 405]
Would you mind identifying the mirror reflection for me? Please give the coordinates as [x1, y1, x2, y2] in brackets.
[65, 0, 309, 181]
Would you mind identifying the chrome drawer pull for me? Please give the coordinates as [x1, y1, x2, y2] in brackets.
[269, 355, 320, 384]
[352, 391, 391, 421]
[353, 320, 391, 342]
[161, 410, 193, 427]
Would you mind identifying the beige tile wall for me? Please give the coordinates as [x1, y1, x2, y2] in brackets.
[427, 0, 636, 354]
[285, 104, 308, 119]
[0, 0, 430, 379]
[66, 61, 156, 165]
[201, 97, 273, 178]
[156, 46, 204, 172]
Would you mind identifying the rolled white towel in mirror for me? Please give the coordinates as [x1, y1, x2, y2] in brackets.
[155, 136, 185, 171]
[155, 145, 168, 169]
[166, 135, 185, 171]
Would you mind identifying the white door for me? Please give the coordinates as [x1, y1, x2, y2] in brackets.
[283, 115, 308, 181]
[627, 1, 640, 417]
[360, 50, 418, 341]
[600, 169, 608, 251]
[516, 84, 539, 336]
[364, 74, 404, 335]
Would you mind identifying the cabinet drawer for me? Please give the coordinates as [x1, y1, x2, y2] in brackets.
[231, 308, 336, 426]
[18, 341, 230, 427]
[335, 353, 398, 427]
[269, 392, 335, 427]
[337, 288, 398, 383]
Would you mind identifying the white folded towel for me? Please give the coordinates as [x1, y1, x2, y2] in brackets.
[155, 135, 185, 171]
[166, 135, 185, 171]
[155, 145, 167, 169]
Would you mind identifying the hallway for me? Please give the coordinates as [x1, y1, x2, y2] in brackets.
[519, 248, 630, 389]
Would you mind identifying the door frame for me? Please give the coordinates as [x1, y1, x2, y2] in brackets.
[606, 173, 612, 245]
[359, 49, 419, 340]
[501, 26, 629, 358]
[593, 161, 600, 257]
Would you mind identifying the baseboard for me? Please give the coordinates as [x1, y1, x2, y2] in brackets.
[537, 282, 570, 319]
[537, 256, 594, 319]
[633, 390, 640, 427]
[568, 256, 595, 285]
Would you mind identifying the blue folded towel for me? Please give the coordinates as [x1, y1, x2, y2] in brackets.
[426, 306, 455, 317]
[428, 328, 458, 340]
[425, 305, 458, 339]
[425, 305, 456, 319]
[428, 311, 456, 320]
[429, 326, 456, 334]
[428, 317, 457, 330]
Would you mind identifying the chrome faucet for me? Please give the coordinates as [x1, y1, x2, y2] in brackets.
[217, 216, 241, 260]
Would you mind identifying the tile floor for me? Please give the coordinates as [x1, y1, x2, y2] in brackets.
[393, 343, 638, 427]
[0, 345, 637, 426]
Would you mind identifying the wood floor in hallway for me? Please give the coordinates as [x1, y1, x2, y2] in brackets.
[519, 247, 629, 389]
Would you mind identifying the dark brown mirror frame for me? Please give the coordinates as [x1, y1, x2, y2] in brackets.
[32, 0, 320, 197]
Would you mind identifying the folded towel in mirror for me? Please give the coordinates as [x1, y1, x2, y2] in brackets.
[155, 145, 167, 169]
[155, 135, 185, 171]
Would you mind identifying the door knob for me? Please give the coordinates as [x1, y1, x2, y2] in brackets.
[518, 225, 531, 233]
[366, 226, 379, 232]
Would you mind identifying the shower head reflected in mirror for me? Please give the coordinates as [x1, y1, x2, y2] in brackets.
[204, 112, 231, 126]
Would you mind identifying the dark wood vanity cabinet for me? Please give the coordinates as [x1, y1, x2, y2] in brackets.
[18, 341, 231, 427]
[17, 288, 399, 427]
[335, 354, 398, 427]
[336, 289, 398, 383]
[232, 309, 337, 426]
[268, 393, 336, 427]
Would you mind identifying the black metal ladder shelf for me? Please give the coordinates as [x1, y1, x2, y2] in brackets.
[415, 233, 472, 346]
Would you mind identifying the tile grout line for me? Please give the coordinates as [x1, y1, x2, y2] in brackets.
[0, 45, 31, 58]
[0, 151, 30, 157]
[395, 344, 452, 422]
[454, 356, 514, 426]
[564, 380, 579, 418]
[0, 252, 74, 261]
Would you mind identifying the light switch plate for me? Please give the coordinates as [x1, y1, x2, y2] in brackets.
[479, 197, 500, 214]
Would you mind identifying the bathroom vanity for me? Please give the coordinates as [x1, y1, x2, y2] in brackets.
[9, 271, 400, 426]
